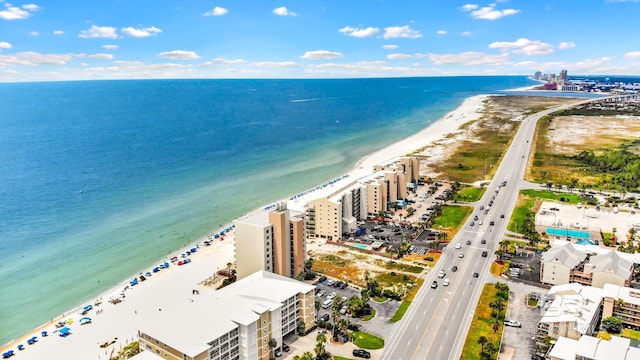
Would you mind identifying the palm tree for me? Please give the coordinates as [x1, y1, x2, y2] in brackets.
[615, 298, 626, 308]
[477, 336, 488, 356]
[331, 301, 341, 339]
[268, 338, 278, 360]
[484, 342, 498, 356]
[491, 319, 500, 334]
[490, 299, 505, 317]
[314, 331, 328, 360]
[293, 352, 315, 360]
[499, 240, 509, 252]
[226, 262, 233, 276]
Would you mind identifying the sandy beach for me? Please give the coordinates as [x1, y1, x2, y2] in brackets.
[0, 94, 489, 360]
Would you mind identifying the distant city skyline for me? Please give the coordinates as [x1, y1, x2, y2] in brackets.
[1, 1, 640, 82]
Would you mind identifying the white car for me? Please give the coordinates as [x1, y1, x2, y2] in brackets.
[327, 292, 337, 300]
[455, 243, 462, 249]
[458, 253, 464, 258]
[438, 270, 446, 278]
[443, 278, 450, 286]
[504, 320, 522, 328]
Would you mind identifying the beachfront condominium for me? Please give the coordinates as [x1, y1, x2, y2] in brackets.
[135, 270, 316, 360]
[233, 202, 306, 280]
[373, 156, 420, 199]
[306, 183, 368, 240]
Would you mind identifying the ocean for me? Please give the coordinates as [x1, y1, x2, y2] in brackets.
[0, 76, 535, 345]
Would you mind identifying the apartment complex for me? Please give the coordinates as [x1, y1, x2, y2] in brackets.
[234, 202, 306, 280]
[536, 283, 603, 342]
[306, 183, 368, 240]
[541, 242, 637, 288]
[548, 335, 640, 360]
[602, 283, 640, 330]
[136, 271, 316, 360]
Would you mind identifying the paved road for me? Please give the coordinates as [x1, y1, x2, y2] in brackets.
[381, 99, 597, 360]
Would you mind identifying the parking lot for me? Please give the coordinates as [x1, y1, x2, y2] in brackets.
[500, 281, 545, 360]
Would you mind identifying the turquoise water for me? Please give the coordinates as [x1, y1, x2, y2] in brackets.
[546, 227, 591, 239]
[351, 244, 368, 249]
[0, 77, 536, 345]
[576, 239, 596, 245]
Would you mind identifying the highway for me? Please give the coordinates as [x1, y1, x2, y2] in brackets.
[380, 99, 594, 360]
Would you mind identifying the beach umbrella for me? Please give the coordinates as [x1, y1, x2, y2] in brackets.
[79, 317, 92, 325]
[59, 327, 70, 337]
[41, 331, 47, 337]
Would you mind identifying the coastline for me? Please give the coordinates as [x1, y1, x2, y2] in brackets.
[0, 93, 491, 359]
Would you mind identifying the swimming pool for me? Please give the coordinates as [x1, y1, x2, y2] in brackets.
[575, 239, 596, 245]
[546, 227, 591, 239]
[351, 243, 368, 249]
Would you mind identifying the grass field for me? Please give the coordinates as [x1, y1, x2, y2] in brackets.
[520, 189, 582, 203]
[433, 205, 472, 231]
[508, 194, 536, 233]
[390, 301, 411, 322]
[352, 331, 385, 350]
[455, 186, 486, 202]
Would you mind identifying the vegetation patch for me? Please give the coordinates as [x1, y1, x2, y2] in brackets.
[375, 259, 424, 273]
[352, 331, 385, 350]
[520, 189, 582, 203]
[508, 193, 536, 233]
[455, 186, 486, 202]
[489, 261, 505, 277]
[311, 254, 363, 286]
[390, 301, 411, 322]
[433, 205, 472, 231]
[461, 283, 510, 360]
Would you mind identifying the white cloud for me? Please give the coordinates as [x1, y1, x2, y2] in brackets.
[513, 61, 537, 67]
[158, 50, 200, 60]
[383, 25, 422, 39]
[201, 58, 246, 66]
[79, 25, 118, 39]
[102, 44, 118, 50]
[121, 26, 162, 38]
[0, 51, 74, 65]
[624, 51, 640, 59]
[489, 38, 554, 56]
[253, 61, 300, 67]
[76, 53, 114, 60]
[382, 44, 399, 50]
[204, 7, 228, 16]
[388, 53, 414, 60]
[273, 6, 297, 16]
[339, 26, 380, 38]
[0, 3, 35, 20]
[461, 31, 472, 37]
[29, 31, 39, 36]
[558, 41, 576, 50]
[300, 50, 343, 60]
[462, 3, 520, 20]
[436, 30, 447, 35]
[428, 51, 511, 66]
[387, 53, 427, 60]
[53, 30, 64, 35]
[0, 41, 12, 49]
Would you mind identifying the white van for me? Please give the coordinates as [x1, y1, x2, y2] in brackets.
[322, 299, 333, 309]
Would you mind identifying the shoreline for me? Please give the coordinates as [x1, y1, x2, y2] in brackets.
[0, 93, 492, 359]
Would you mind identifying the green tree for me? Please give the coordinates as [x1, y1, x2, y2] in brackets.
[602, 316, 623, 333]
[314, 331, 330, 360]
[477, 336, 488, 356]
[268, 338, 278, 360]
[293, 352, 314, 360]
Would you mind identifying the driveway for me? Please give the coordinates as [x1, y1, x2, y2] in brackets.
[499, 281, 544, 360]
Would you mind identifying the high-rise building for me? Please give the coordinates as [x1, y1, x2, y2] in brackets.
[234, 203, 306, 279]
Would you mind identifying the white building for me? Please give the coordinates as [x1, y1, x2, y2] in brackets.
[548, 335, 640, 360]
[135, 271, 316, 360]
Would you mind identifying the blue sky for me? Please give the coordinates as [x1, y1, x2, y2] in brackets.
[1, 0, 640, 81]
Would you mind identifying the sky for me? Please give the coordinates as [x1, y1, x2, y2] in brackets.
[1, 0, 640, 82]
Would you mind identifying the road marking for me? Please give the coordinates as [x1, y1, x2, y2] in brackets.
[445, 329, 449, 335]
[439, 345, 443, 352]
[443, 298, 449, 302]
[407, 340, 411, 346]
[416, 324, 420, 330]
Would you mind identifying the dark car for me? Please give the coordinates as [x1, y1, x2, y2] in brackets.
[473, 272, 479, 278]
[500, 214, 505, 218]
[353, 349, 371, 358]
[282, 344, 290, 352]
[466, 240, 471, 245]
[490, 221, 495, 226]
[320, 314, 330, 322]
[481, 239, 486, 244]
[452, 265, 458, 272]
[339, 282, 348, 289]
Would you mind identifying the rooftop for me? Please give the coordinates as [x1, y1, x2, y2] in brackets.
[548, 335, 640, 360]
[137, 271, 315, 358]
[540, 283, 603, 335]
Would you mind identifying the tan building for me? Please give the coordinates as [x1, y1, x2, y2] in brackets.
[602, 283, 640, 330]
[536, 283, 603, 343]
[541, 242, 636, 288]
[305, 183, 368, 240]
[373, 156, 420, 204]
[363, 176, 388, 216]
[135, 271, 316, 360]
[234, 203, 306, 280]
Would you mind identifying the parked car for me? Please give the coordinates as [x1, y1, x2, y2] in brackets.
[504, 320, 522, 328]
[353, 349, 371, 358]
[282, 344, 290, 352]
[320, 314, 330, 322]
[274, 349, 282, 357]
[340, 306, 348, 315]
